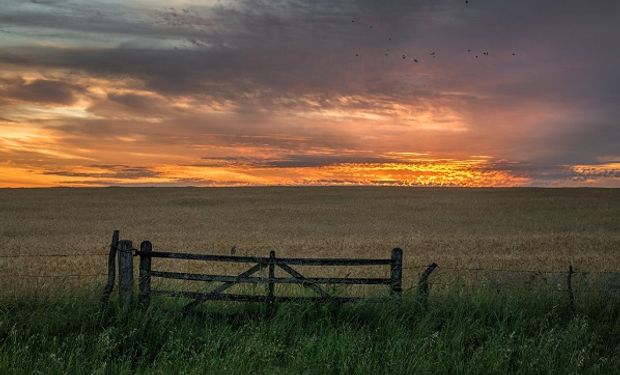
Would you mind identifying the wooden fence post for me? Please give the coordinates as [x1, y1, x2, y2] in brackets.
[139, 241, 152, 308]
[567, 265, 575, 312]
[267, 250, 276, 316]
[417, 262, 438, 306]
[390, 248, 403, 296]
[100, 230, 119, 308]
[118, 240, 134, 311]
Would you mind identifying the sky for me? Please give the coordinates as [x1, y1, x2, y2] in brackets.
[0, 0, 619, 187]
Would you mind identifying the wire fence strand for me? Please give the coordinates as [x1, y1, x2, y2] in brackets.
[0, 253, 109, 258]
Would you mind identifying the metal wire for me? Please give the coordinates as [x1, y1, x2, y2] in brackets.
[0, 253, 109, 258]
[3, 273, 108, 278]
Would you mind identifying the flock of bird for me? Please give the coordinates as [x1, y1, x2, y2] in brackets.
[351, 1, 518, 63]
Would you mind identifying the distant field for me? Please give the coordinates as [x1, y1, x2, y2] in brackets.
[1, 187, 619, 374]
[0, 187, 619, 295]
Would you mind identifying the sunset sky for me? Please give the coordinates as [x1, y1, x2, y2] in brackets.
[1, 0, 619, 187]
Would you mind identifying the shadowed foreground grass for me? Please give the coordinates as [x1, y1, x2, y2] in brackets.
[0, 289, 618, 374]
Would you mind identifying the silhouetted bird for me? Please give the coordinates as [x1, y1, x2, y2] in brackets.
[467, 49, 471, 53]
[475, 55, 479, 58]
[355, 53, 359, 57]
[465, 0, 469, 4]
[369, 25, 373, 29]
[414, 59, 419, 63]
[402, 54, 406, 59]
[512, 52, 516, 56]
[385, 53, 389, 56]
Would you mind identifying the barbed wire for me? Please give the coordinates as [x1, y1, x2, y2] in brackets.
[0, 252, 618, 281]
[2, 273, 108, 278]
[404, 281, 619, 293]
[402, 265, 620, 274]
[0, 253, 109, 258]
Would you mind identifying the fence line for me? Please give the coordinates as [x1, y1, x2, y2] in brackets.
[2, 273, 107, 278]
[1, 228, 619, 314]
[1, 261, 619, 277]
[2, 256, 618, 275]
[402, 265, 620, 274]
[0, 253, 109, 258]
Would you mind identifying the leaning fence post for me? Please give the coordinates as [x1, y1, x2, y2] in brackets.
[417, 262, 438, 306]
[100, 230, 119, 308]
[567, 265, 575, 312]
[139, 241, 152, 308]
[118, 240, 134, 311]
[267, 250, 276, 316]
[390, 248, 403, 296]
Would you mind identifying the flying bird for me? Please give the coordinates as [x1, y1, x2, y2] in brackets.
[402, 54, 406, 59]
[414, 58, 419, 63]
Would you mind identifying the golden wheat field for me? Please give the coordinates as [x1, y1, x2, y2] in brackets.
[1, 187, 619, 296]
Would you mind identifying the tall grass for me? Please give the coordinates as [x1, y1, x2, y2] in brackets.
[1, 287, 618, 374]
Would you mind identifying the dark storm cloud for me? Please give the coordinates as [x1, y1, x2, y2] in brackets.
[0, 78, 82, 104]
[106, 93, 159, 111]
[198, 154, 403, 168]
[42, 165, 161, 179]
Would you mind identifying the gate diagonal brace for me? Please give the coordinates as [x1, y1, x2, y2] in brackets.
[181, 263, 265, 315]
[277, 262, 330, 298]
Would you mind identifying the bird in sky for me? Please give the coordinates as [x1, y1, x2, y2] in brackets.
[349, 6, 520, 65]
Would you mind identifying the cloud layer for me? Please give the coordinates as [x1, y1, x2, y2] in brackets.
[0, 0, 619, 187]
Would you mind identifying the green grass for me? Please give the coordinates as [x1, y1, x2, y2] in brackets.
[0, 288, 618, 374]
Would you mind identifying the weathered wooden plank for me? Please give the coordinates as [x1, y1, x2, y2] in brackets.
[139, 240, 152, 308]
[390, 248, 403, 295]
[153, 290, 383, 304]
[150, 270, 390, 285]
[117, 240, 134, 311]
[276, 257, 392, 266]
[267, 250, 276, 315]
[417, 262, 438, 306]
[100, 230, 119, 308]
[140, 250, 391, 266]
[142, 251, 269, 264]
[277, 262, 329, 297]
[567, 265, 575, 312]
[181, 263, 264, 315]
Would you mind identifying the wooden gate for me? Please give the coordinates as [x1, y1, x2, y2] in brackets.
[101, 231, 403, 314]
